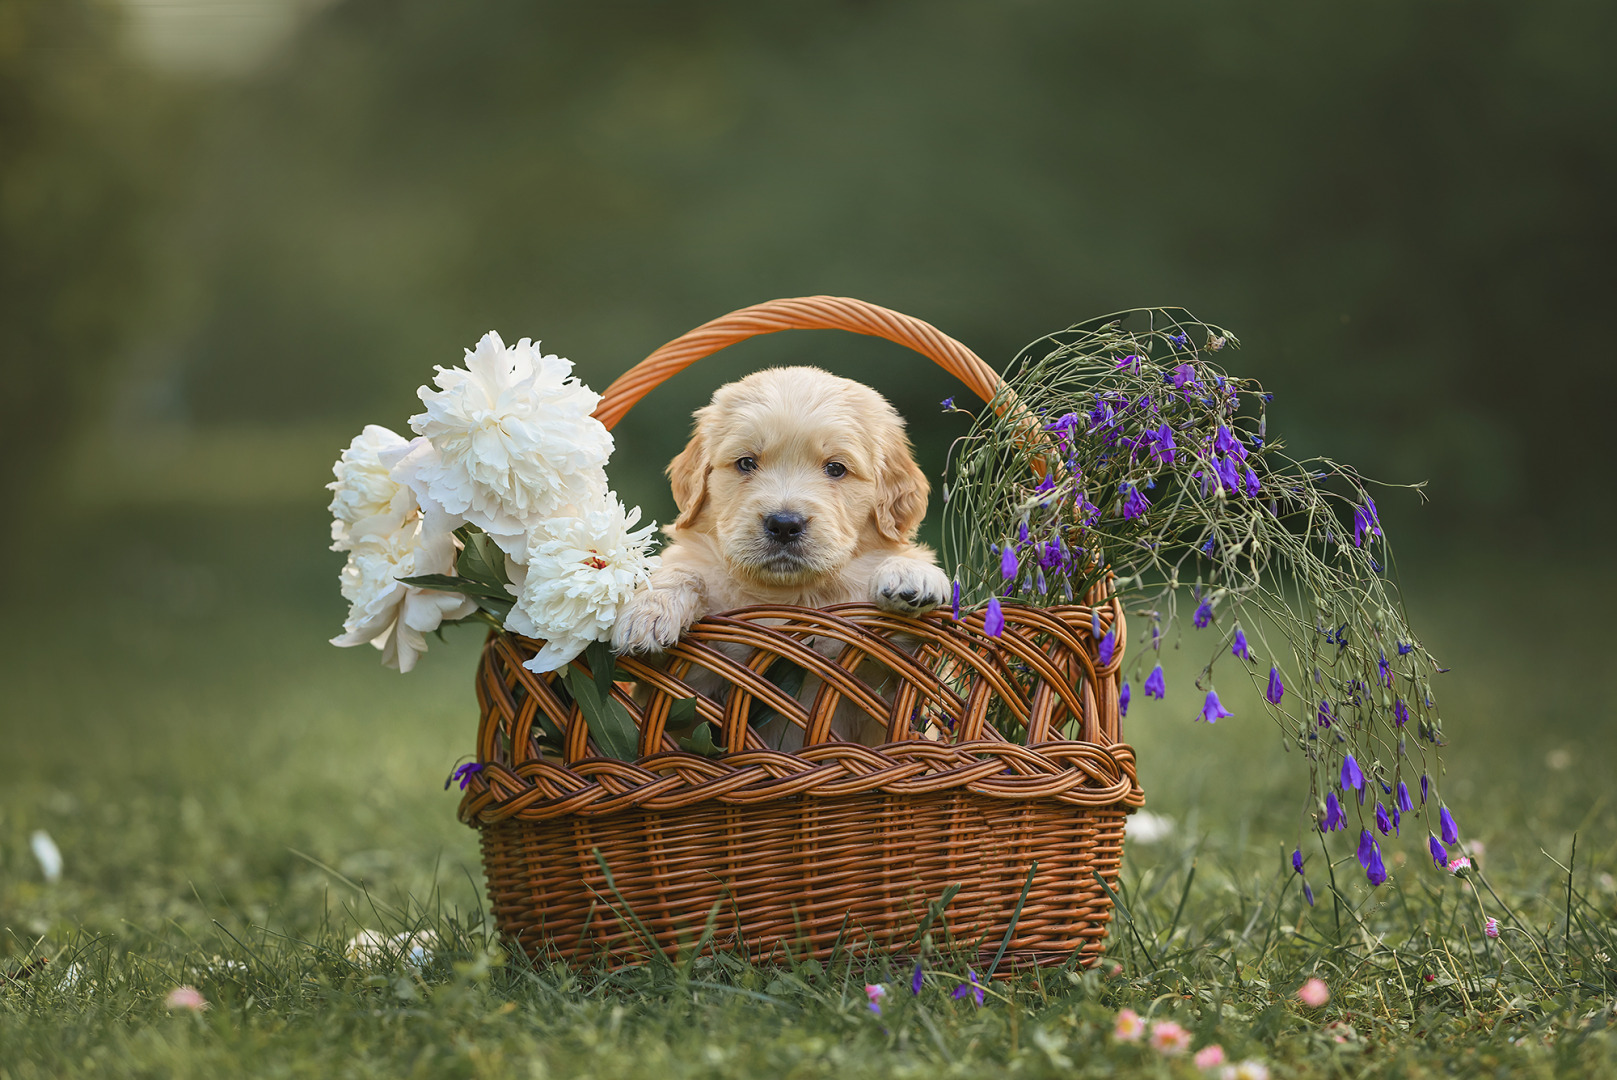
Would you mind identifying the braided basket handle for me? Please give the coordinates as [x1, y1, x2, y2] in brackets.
[592, 296, 1003, 429]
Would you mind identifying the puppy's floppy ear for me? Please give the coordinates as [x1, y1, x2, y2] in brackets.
[667, 416, 711, 529]
[873, 424, 929, 542]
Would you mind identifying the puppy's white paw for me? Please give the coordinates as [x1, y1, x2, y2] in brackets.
[612, 583, 706, 654]
[871, 557, 952, 614]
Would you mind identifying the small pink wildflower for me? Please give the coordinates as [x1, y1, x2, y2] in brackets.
[1485, 917, 1499, 938]
[1296, 977, 1329, 1007]
[864, 984, 886, 1014]
[1113, 1007, 1145, 1042]
[1447, 855, 1472, 874]
[1194, 1043, 1227, 1068]
[1149, 1020, 1192, 1055]
[164, 985, 208, 1011]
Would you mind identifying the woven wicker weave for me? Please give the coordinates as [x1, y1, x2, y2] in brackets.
[459, 297, 1144, 971]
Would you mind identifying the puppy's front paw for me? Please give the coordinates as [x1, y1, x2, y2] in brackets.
[871, 557, 952, 614]
[612, 584, 705, 654]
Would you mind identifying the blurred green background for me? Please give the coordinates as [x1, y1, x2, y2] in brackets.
[3, 0, 1614, 948]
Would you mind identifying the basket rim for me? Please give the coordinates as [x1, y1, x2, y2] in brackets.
[461, 598, 1142, 825]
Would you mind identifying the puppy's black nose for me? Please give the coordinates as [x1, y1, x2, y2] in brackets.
[763, 512, 807, 544]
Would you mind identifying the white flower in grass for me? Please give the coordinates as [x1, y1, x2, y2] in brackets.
[330, 470, 476, 673]
[408, 331, 613, 539]
[30, 830, 62, 883]
[506, 492, 660, 673]
[328, 425, 413, 551]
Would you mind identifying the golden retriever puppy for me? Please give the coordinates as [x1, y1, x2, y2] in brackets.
[612, 367, 950, 743]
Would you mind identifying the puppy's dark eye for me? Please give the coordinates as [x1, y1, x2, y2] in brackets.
[736, 456, 758, 473]
[823, 461, 847, 478]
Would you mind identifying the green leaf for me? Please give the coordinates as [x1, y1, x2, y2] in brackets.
[398, 573, 509, 604]
[455, 527, 512, 592]
[677, 721, 726, 757]
[584, 641, 616, 702]
[747, 658, 808, 731]
[562, 663, 640, 762]
[665, 695, 699, 728]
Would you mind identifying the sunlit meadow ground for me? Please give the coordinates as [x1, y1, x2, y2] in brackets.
[3, 507, 1615, 1078]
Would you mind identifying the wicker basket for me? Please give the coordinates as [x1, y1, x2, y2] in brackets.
[457, 297, 1145, 972]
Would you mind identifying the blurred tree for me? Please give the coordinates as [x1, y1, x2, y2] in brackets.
[21, 0, 1617, 550]
[0, 0, 188, 515]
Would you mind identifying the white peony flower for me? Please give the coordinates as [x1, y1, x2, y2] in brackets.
[505, 492, 660, 673]
[328, 425, 412, 551]
[408, 331, 614, 538]
[330, 489, 476, 674]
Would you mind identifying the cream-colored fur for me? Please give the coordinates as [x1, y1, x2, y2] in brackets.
[611, 367, 949, 746]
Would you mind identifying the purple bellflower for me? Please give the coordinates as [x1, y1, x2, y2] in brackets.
[1292, 849, 1304, 875]
[1194, 597, 1214, 628]
[1440, 806, 1459, 845]
[1115, 353, 1139, 371]
[1232, 627, 1251, 660]
[1341, 754, 1365, 791]
[1420, 773, 1429, 804]
[1317, 698, 1334, 728]
[1429, 835, 1448, 868]
[1366, 841, 1388, 886]
[1379, 652, 1392, 687]
[1396, 781, 1414, 813]
[941, 397, 955, 411]
[911, 959, 924, 995]
[1322, 792, 1346, 832]
[1243, 466, 1261, 498]
[1357, 829, 1375, 867]
[1147, 423, 1177, 465]
[445, 762, 484, 791]
[1215, 455, 1241, 491]
[1001, 545, 1018, 580]
[952, 970, 984, 1006]
[1303, 881, 1316, 906]
[1144, 665, 1166, 699]
[1168, 332, 1191, 351]
[1353, 498, 1384, 546]
[1121, 482, 1151, 519]
[1201, 689, 1233, 724]
[1214, 425, 1246, 459]
[1394, 697, 1409, 726]
[1119, 680, 1131, 717]
[1266, 666, 1285, 704]
[1375, 802, 1392, 835]
[984, 597, 1004, 638]
[1098, 630, 1116, 667]
[951, 580, 961, 621]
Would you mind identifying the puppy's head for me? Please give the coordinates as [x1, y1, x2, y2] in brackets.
[667, 367, 928, 586]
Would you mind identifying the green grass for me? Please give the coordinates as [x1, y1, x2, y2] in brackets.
[2, 508, 1615, 1078]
